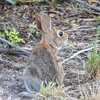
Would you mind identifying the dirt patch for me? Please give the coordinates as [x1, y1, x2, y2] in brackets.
[0, 1, 100, 100]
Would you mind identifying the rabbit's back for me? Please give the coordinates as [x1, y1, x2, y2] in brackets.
[24, 43, 62, 86]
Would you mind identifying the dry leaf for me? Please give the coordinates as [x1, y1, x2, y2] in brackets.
[0, 16, 4, 20]
[92, 3, 97, 6]
[71, 23, 78, 27]
[70, 20, 76, 23]
[23, 5, 29, 9]
[87, 0, 98, 4]
[50, 2, 58, 7]
[49, 13, 56, 17]
[81, 32, 88, 34]
[86, 23, 93, 27]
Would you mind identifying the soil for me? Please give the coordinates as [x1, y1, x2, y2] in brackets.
[0, 1, 100, 100]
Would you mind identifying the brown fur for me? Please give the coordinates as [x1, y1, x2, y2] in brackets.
[22, 13, 68, 93]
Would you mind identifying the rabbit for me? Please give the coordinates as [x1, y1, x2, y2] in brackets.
[21, 13, 68, 97]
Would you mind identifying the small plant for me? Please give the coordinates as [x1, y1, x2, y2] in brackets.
[40, 81, 57, 97]
[0, 32, 5, 37]
[86, 26, 100, 76]
[95, 16, 100, 24]
[5, 27, 25, 45]
[32, 0, 37, 1]
[39, 81, 66, 99]
[28, 24, 35, 34]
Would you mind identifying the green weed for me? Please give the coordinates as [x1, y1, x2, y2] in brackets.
[39, 81, 66, 99]
[86, 26, 100, 76]
[0, 32, 5, 37]
[5, 27, 25, 45]
[95, 16, 100, 24]
[28, 24, 35, 34]
[40, 81, 57, 97]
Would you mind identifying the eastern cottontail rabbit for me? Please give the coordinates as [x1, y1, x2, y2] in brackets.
[22, 13, 68, 95]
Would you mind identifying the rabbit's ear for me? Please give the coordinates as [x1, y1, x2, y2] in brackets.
[41, 14, 51, 32]
[35, 13, 42, 30]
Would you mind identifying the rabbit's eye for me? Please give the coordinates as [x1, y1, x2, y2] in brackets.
[58, 31, 63, 36]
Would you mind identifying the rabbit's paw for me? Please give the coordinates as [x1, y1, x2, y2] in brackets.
[19, 91, 34, 98]
[19, 91, 46, 99]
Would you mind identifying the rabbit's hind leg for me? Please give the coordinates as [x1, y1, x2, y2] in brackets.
[24, 76, 41, 92]
[19, 77, 41, 98]
[23, 66, 42, 92]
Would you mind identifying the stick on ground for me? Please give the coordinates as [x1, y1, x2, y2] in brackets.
[62, 46, 97, 63]
[0, 37, 30, 54]
[74, 0, 100, 12]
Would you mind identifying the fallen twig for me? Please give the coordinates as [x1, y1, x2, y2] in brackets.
[78, 18, 96, 22]
[62, 46, 97, 63]
[74, 0, 100, 12]
[66, 26, 96, 32]
[0, 37, 30, 54]
[83, 9, 100, 15]
[0, 57, 25, 67]
[0, 47, 29, 56]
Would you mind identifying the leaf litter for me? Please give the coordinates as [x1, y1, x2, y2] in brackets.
[0, 0, 100, 100]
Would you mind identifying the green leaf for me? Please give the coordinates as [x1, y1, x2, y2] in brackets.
[9, 37, 13, 40]
[29, 29, 34, 33]
[4, 25, 8, 29]
[16, 32, 19, 35]
[9, 32, 12, 36]
[97, 26, 100, 31]
[0, 32, 4, 37]
[19, 38, 25, 43]
[40, 81, 46, 94]
[5, 30, 9, 34]
[4, 27, 25, 44]
[14, 36, 18, 39]
[32, 0, 37, 1]
[95, 17, 100, 23]
[12, 28, 17, 34]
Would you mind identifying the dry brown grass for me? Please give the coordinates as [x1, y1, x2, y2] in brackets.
[80, 80, 100, 100]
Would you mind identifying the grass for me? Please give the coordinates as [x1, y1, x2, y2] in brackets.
[81, 81, 100, 100]
[86, 26, 100, 77]
[39, 81, 66, 99]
